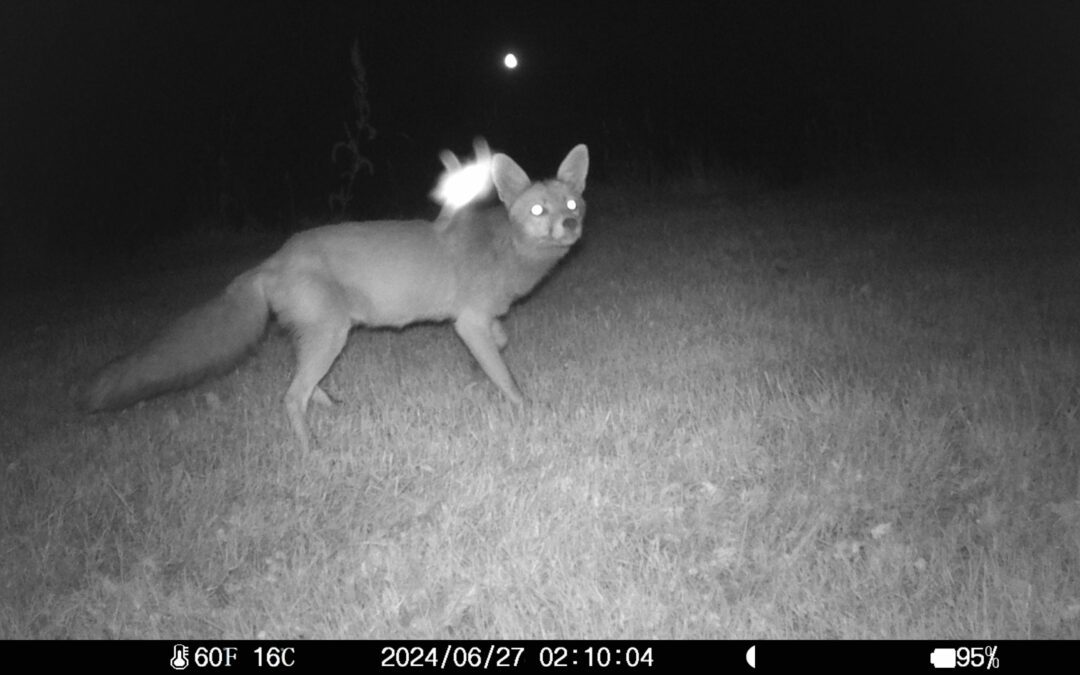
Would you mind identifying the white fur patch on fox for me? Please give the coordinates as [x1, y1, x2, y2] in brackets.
[79, 143, 589, 453]
[430, 138, 494, 223]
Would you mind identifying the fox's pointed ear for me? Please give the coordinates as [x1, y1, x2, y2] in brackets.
[557, 144, 589, 193]
[492, 153, 532, 207]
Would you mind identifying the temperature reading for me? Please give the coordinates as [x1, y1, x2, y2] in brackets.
[255, 646, 296, 668]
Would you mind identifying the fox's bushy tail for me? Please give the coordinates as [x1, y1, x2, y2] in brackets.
[78, 269, 270, 411]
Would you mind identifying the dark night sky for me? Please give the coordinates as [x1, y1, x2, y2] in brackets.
[2, 1, 1079, 253]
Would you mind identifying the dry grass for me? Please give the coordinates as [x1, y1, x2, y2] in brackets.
[2, 183, 1078, 639]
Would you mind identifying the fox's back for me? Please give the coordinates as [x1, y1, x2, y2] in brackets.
[259, 203, 565, 331]
[263, 220, 458, 327]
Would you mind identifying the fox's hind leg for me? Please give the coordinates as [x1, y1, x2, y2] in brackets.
[284, 318, 350, 452]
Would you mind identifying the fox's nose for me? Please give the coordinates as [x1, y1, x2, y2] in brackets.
[562, 218, 579, 234]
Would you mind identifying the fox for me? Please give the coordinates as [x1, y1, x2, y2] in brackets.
[78, 142, 589, 453]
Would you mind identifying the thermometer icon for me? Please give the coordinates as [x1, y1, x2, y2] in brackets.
[171, 644, 190, 670]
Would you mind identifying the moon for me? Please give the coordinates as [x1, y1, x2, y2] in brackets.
[503, 52, 518, 70]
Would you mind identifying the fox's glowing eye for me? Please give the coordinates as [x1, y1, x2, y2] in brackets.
[530, 204, 544, 216]
[566, 199, 577, 211]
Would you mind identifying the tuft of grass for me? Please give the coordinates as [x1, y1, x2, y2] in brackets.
[1, 183, 1078, 638]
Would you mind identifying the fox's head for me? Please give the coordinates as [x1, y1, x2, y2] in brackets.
[492, 145, 589, 251]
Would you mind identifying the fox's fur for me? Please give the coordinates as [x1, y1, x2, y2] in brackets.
[79, 143, 589, 452]
[431, 137, 494, 223]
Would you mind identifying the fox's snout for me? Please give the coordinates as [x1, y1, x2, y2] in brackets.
[553, 217, 581, 244]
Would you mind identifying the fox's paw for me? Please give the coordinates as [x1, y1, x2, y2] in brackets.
[311, 386, 339, 408]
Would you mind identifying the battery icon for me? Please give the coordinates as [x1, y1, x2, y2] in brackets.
[930, 648, 956, 669]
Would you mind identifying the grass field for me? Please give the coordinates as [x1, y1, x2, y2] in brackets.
[2, 181, 1078, 639]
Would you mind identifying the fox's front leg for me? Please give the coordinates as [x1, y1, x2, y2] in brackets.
[455, 311, 523, 404]
[490, 318, 508, 350]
